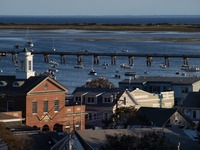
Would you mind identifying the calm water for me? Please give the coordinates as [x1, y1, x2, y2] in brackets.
[0, 29, 200, 93]
[0, 15, 200, 24]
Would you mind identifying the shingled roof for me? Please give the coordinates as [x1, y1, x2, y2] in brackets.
[0, 74, 67, 94]
[183, 92, 200, 107]
[70, 87, 125, 106]
[137, 107, 179, 127]
[119, 76, 200, 85]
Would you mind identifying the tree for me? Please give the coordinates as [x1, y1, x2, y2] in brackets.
[0, 122, 33, 150]
[100, 131, 175, 150]
[112, 106, 137, 128]
[84, 77, 115, 88]
[195, 121, 200, 143]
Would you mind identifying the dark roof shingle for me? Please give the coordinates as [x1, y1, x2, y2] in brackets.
[119, 76, 200, 85]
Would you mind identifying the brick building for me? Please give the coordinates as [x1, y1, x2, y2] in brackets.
[0, 48, 85, 131]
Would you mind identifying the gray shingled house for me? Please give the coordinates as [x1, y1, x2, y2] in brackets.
[182, 91, 200, 123]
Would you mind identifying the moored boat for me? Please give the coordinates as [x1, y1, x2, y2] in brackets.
[113, 74, 121, 79]
[181, 65, 200, 72]
[120, 63, 133, 69]
[74, 64, 84, 69]
[124, 71, 136, 76]
[49, 60, 59, 66]
[160, 64, 167, 68]
[88, 69, 97, 76]
[122, 49, 128, 52]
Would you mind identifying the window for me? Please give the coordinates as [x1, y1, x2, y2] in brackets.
[28, 60, 31, 70]
[104, 97, 111, 103]
[86, 112, 97, 120]
[89, 113, 92, 120]
[192, 111, 196, 119]
[75, 96, 81, 102]
[85, 114, 88, 120]
[163, 86, 172, 91]
[20, 61, 24, 71]
[43, 100, 48, 113]
[0, 81, 7, 87]
[7, 101, 14, 111]
[150, 86, 160, 93]
[54, 100, 59, 112]
[94, 113, 97, 120]
[12, 81, 25, 87]
[87, 97, 95, 104]
[124, 97, 126, 105]
[65, 122, 70, 133]
[181, 87, 189, 93]
[44, 83, 48, 89]
[103, 112, 109, 121]
[32, 101, 37, 114]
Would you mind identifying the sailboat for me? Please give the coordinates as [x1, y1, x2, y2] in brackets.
[25, 28, 34, 48]
[88, 55, 97, 75]
[52, 37, 56, 51]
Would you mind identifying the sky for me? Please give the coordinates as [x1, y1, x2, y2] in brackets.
[0, 0, 200, 16]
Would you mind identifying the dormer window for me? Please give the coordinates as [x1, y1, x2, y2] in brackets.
[75, 96, 81, 102]
[0, 81, 7, 87]
[12, 81, 25, 87]
[103, 95, 113, 103]
[86, 97, 95, 104]
[104, 97, 111, 103]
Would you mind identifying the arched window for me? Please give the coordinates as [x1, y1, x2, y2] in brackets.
[53, 123, 63, 132]
[33, 125, 39, 130]
[0, 81, 7, 87]
[42, 124, 50, 131]
[12, 81, 24, 87]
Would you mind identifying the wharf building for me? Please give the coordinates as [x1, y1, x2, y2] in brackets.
[0, 48, 85, 132]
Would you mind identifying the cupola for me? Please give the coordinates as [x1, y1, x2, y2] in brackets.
[16, 48, 35, 79]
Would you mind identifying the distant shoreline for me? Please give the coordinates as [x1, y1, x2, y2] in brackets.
[0, 24, 200, 32]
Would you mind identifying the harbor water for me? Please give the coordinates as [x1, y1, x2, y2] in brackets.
[0, 29, 200, 93]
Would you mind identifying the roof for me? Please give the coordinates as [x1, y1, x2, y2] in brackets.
[183, 92, 200, 107]
[71, 87, 125, 106]
[0, 113, 21, 120]
[75, 128, 200, 150]
[137, 107, 178, 127]
[0, 75, 68, 94]
[119, 76, 200, 85]
[72, 87, 122, 94]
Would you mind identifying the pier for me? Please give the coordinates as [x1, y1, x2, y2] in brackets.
[1, 50, 200, 66]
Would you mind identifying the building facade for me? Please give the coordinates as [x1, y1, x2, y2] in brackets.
[119, 76, 200, 106]
[182, 92, 200, 123]
[0, 48, 85, 131]
[72, 87, 174, 128]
